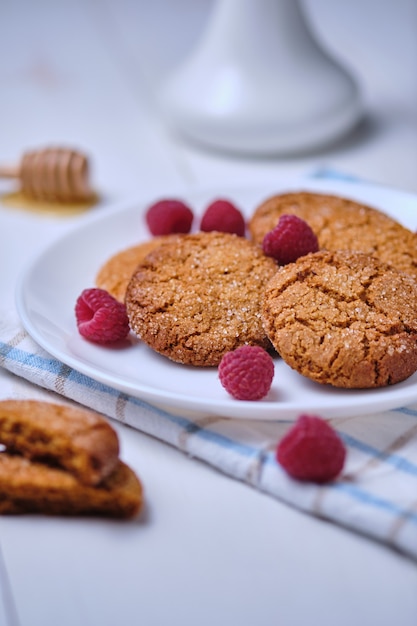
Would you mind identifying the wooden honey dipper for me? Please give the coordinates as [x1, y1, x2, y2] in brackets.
[0, 147, 94, 202]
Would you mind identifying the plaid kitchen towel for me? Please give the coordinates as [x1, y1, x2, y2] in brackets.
[1, 310, 416, 560]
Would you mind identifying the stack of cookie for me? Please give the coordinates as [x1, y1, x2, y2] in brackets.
[0, 400, 143, 518]
[95, 191, 417, 390]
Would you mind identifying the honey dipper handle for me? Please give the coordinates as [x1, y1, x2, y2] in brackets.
[0, 164, 20, 179]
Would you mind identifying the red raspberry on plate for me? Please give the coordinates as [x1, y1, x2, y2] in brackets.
[146, 199, 193, 236]
[200, 199, 246, 236]
[75, 288, 130, 344]
[276, 414, 346, 483]
[218, 345, 274, 401]
[262, 214, 319, 264]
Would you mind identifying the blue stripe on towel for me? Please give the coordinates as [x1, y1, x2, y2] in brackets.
[393, 406, 417, 418]
[0, 344, 63, 376]
[338, 432, 417, 477]
[332, 482, 417, 524]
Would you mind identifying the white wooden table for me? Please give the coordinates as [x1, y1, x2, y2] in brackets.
[1, 1, 416, 624]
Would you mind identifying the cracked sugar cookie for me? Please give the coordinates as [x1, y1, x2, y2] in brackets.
[263, 250, 417, 388]
[125, 231, 277, 366]
[249, 191, 417, 279]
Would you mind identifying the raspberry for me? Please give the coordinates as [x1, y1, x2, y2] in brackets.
[146, 199, 193, 236]
[276, 414, 346, 483]
[75, 288, 130, 343]
[262, 214, 319, 264]
[218, 345, 274, 400]
[200, 199, 246, 236]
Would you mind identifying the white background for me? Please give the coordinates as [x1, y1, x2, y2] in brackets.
[0, 1, 416, 625]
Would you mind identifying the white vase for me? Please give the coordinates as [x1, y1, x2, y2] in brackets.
[158, 0, 362, 155]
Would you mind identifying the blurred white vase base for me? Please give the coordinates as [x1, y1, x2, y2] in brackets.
[158, 0, 362, 156]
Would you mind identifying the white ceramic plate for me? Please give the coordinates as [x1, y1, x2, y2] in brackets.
[16, 178, 417, 421]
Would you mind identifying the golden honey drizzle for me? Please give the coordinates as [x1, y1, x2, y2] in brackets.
[1, 190, 99, 217]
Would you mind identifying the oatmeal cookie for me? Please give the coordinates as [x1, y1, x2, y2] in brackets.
[249, 191, 417, 277]
[125, 231, 277, 366]
[263, 250, 417, 388]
